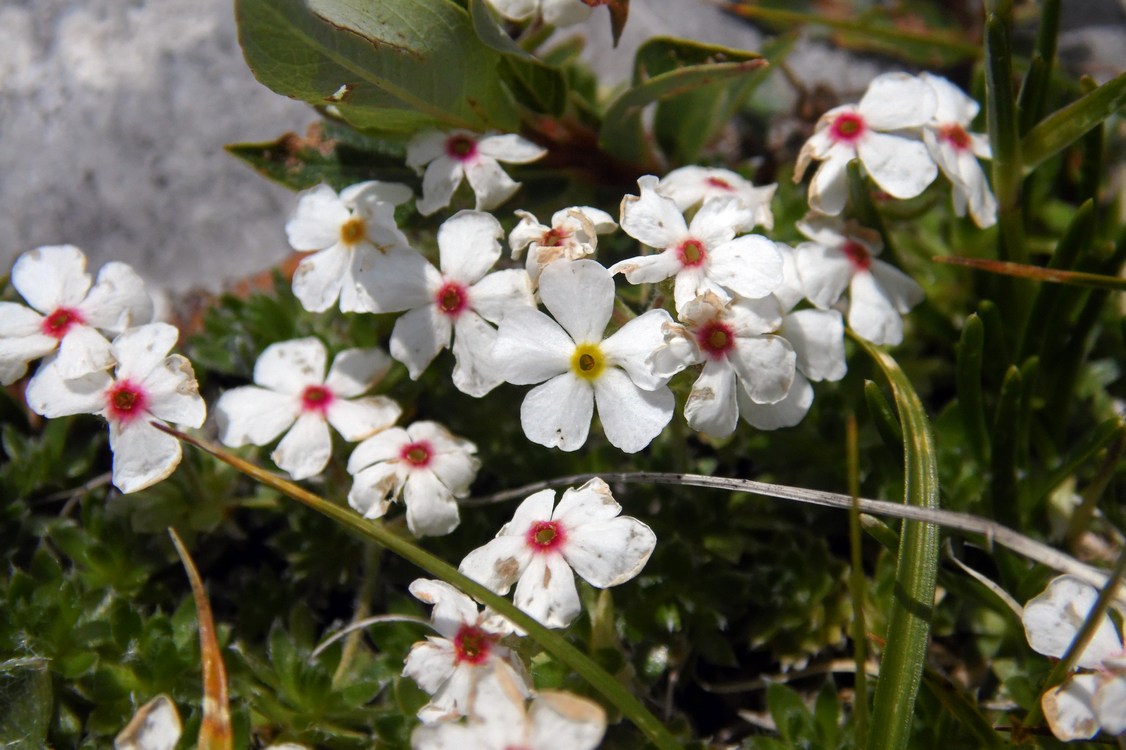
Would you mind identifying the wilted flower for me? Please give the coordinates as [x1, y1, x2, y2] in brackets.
[509, 206, 617, 283]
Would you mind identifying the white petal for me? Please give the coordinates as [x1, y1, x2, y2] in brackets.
[402, 639, 456, 696]
[110, 324, 179, 381]
[465, 158, 521, 212]
[1042, 674, 1101, 741]
[686, 196, 747, 249]
[1094, 674, 1126, 735]
[607, 251, 683, 285]
[555, 205, 616, 234]
[142, 355, 206, 428]
[794, 242, 854, 310]
[542, 0, 594, 26]
[739, 371, 814, 430]
[847, 272, 905, 345]
[707, 235, 784, 300]
[347, 461, 404, 518]
[416, 157, 464, 216]
[286, 185, 350, 250]
[514, 553, 581, 628]
[451, 314, 503, 397]
[24, 356, 109, 417]
[354, 246, 437, 314]
[52, 325, 115, 380]
[413, 422, 479, 496]
[215, 387, 299, 447]
[81, 262, 153, 332]
[12, 245, 91, 313]
[920, 73, 979, 124]
[109, 419, 183, 494]
[0, 333, 56, 386]
[528, 691, 607, 750]
[619, 175, 688, 249]
[469, 269, 534, 325]
[1022, 575, 1124, 669]
[520, 373, 593, 451]
[460, 535, 534, 595]
[292, 246, 348, 313]
[390, 305, 451, 380]
[347, 427, 408, 474]
[593, 368, 675, 453]
[783, 309, 846, 382]
[340, 179, 413, 209]
[684, 358, 740, 437]
[563, 515, 655, 588]
[477, 134, 547, 163]
[487, 0, 538, 21]
[504, 488, 559, 533]
[538, 259, 613, 344]
[857, 131, 938, 200]
[404, 471, 461, 536]
[858, 72, 937, 130]
[271, 412, 332, 479]
[493, 308, 573, 385]
[324, 347, 391, 397]
[254, 338, 326, 395]
[115, 694, 182, 750]
[601, 309, 673, 390]
[409, 579, 480, 637]
[437, 210, 504, 283]
[553, 478, 621, 526]
[0, 302, 44, 337]
[728, 335, 796, 404]
[406, 130, 451, 172]
[326, 396, 401, 441]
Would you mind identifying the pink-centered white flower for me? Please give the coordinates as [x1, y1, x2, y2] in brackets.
[483, 0, 594, 27]
[403, 579, 530, 724]
[919, 72, 997, 229]
[347, 421, 479, 537]
[658, 166, 777, 232]
[1022, 575, 1126, 741]
[493, 259, 675, 453]
[411, 668, 606, 750]
[794, 213, 923, 346]
[361, 210, 535, 397]
[1, 245, 152, 386]
[460, 478, 656, 629]
[285, 181, 413, 313]
[509, 206, 617, 283]
[407, 129, 547, 216]
[610, 176, 783, 315]
[794, 72, 938, 215]
[25, 323, 205, 494]
[214, 338, 400, 480]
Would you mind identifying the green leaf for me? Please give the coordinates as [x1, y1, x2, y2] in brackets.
[599, 37, 765, 169]
[854, 340, 940, 750]
[235, 0, 519, 135]
[766, 683, 813, 745]
[955, 315, 989, 463]
[984, 11, 1026, 265]
[468, 0, 566, 116]
[1022, 72, 1126, 174]
[921, 672, 1007, 749]
[0, 659, 52, 748]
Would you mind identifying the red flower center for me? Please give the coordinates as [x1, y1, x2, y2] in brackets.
[829, 112, 867, 144]
[541, 227, 569, 247]
[41, 307, 85, 339]
[705, 176, 734, 191]
[106, 380, 148, 424]
[842, 241, 872, 271]
[526, 520, 566, 553]
[453, 625, 494, 665]
[938, 123, 971, 151]
[400, 441, 432, 468]
[677, 238, 707, 268]
[435, 281, 468, 317]
[445, 134, 478, 162]
[300, 384, 335, 414]
[696, 320, 736, 360]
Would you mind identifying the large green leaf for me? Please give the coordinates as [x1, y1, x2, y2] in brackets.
[236, 0, 519, 135]
[468, 0, 567, 117]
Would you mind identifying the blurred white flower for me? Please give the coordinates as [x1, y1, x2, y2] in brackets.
[658, 165, 776, 232]
[509, 206, 617, 283]
[484, 0, 593, 27]
[215, 337, 400, 480]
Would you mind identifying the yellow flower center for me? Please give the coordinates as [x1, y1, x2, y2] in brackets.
[570, 342, 606, 381]
[340, 216, 366, 245]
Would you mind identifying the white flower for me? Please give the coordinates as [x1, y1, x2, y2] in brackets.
[610, 176, 783, 315]
[1022, 575, 1126, 740]
[509, 206, 617, 283]
[407, 130, 547, 216]
[657, 166, 776, 231]
[115, 695, 181, 750]
[1, 245, 151, 386]
[794, 72, 938, 215]
[483, 0, 594, 27]
[794, 213, 923, 346]
[347, 421, 479, 537]
[214, 338, 400, 480]
[403, 579, 531, 723]
[363, 210, 534, 397]
[411, 669, 606, 750]
[25, 323, 205, 494]
[919, 73, 997, 229]
[284, 181, 413, 313]
[460, 478, 656, 629]
[493, 259, 675, 453]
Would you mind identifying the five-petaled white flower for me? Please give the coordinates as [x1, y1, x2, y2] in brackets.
[1022, 575, 1126, 741]
[493, 259, 675, 453]
[214, 337, 400, 480]
[407, 129, 547, 216]
[347, 421, 479, 537]
[919, 72, 997, 229]
[610, 176, 783, 315]
[403, 579, 530, 724]
[460, 477, 656, 629]
[284, 181, 413, 313]
[794, 213, 923, 346]
[483, 0, 594, 27]
[411, 667, 606, 750]
[362, 210, 535, 397]
[25, 323, 206, 494]
[1, 245, 152, 386]
[658, 166, 777, 232]
[794, 72, 938, 215]
[509, 206, 617, 283]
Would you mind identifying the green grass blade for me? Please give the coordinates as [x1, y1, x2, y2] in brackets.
[855, 339, 940, 750]
[1022, 72, 1126, 174]
[984, 11, 1025, 265]
[955, 314, 990, 464]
